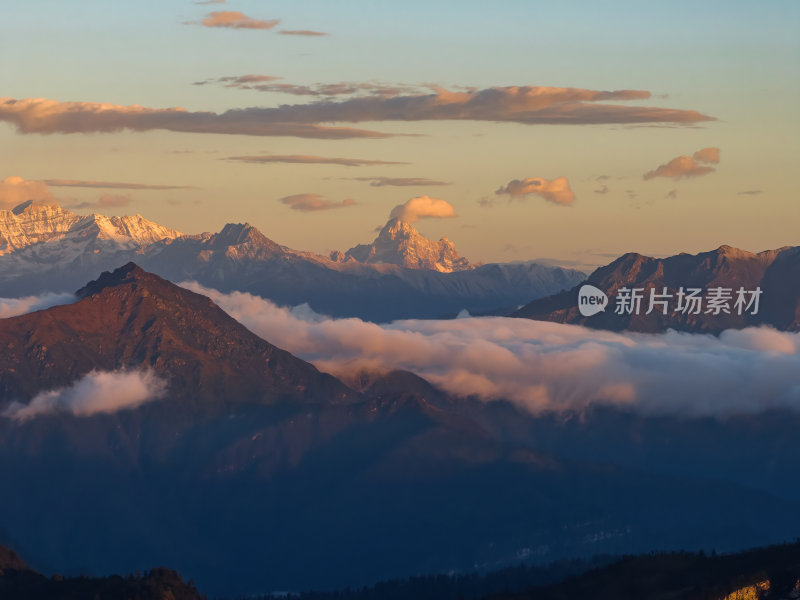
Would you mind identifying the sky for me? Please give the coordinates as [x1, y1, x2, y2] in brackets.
[1, 0, 798, 270]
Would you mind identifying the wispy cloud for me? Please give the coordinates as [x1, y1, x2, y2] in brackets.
[279, 29, 328, 37]
[350, 177, 450, 187]
[495, 176, 575, 206]
[44, 178, 194, 190]
[196, 75, 424, 97]
[226, 154, 407, 167]
[738, 190, 763, 196]
[3, 370, 167, 421]
[180, 284, 800, 418]
[0, 97, 393, 139]
[231, 86, 712, 125]
[389, 196, 457, 222]
[195, 0, 224, 4]
[279, 193, 357, 212]
[643, 147, 720, 180]
[199, 11, 279, 30]
[594, 184, 610, 195]
[64, 193, 131, 210]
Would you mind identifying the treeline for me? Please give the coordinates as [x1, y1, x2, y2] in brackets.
[238, 556, 612, 600]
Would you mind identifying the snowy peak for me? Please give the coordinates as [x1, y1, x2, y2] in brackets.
[341, 218, 472, 273]
[0, 201, 82, 255]
[0, 200, 183, 256]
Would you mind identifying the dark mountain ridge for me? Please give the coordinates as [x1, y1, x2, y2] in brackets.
[513, 244, 800, 332]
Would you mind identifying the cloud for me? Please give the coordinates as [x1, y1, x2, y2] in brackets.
[495, 176, 575, 205]
[350, 177, 450, 187]
[0, 86, 711, 141]
[643, 148, 720, 180]
[3, 370, 167, 421]
[279, 193, 356, 212]
[692, 147, 720, 164]
[0, 97, 392, 139]
[65, 193, 131, 211]
[738, 190, 763, 196]
[665, 189, 678, 199]
[279, 30, 328, 37]
[0, 175, 55, 210]
[178, 284, 800, 418]
[199, 11, 279, 30]
[213, 85, 711, 125]
[389, 196, 457, 222]
[594, 185, 610, 195]
[226, 154, 407, 167]
[195, 0, 225, 4]
[0, 292, 75, 319]
[197, 75, 425, 98]
[43, 178, 194, 190]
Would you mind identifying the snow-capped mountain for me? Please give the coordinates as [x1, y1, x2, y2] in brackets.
[338, 218, 472, 273]
[0, 199, 182, 256]
[0, 200, 585, 321]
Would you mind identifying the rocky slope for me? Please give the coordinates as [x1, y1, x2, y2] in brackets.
[0, 263, 355, 412]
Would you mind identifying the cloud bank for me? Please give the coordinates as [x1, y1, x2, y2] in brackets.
[182, 284, 800, 418]
[496, 176, 575, 205]
[389, 196, 457, 222]
[280, 193, 356, 212]
[3, 370, 167, 421]
[0, 292, 75, 319]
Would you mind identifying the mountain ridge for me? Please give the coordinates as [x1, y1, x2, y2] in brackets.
[339, 217, 473, 272]
[513, 244, 800, 332]
[0, 200, 584, 321]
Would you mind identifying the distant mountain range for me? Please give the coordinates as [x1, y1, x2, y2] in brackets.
[1, 265, 800, 595]
[513, 244, 800, 332]
[0, 200, 584, 321]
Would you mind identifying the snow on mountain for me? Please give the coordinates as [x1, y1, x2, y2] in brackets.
[339, 218, 472, 273]
[0, 200, 182, 258]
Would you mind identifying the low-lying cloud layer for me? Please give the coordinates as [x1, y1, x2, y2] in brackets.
[0, 292, 75, 319]
[183, 284, 800, 418]
[496, 176, 576, 205]
[389, 196, 457, 222]
[3, 370, 167, 421]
